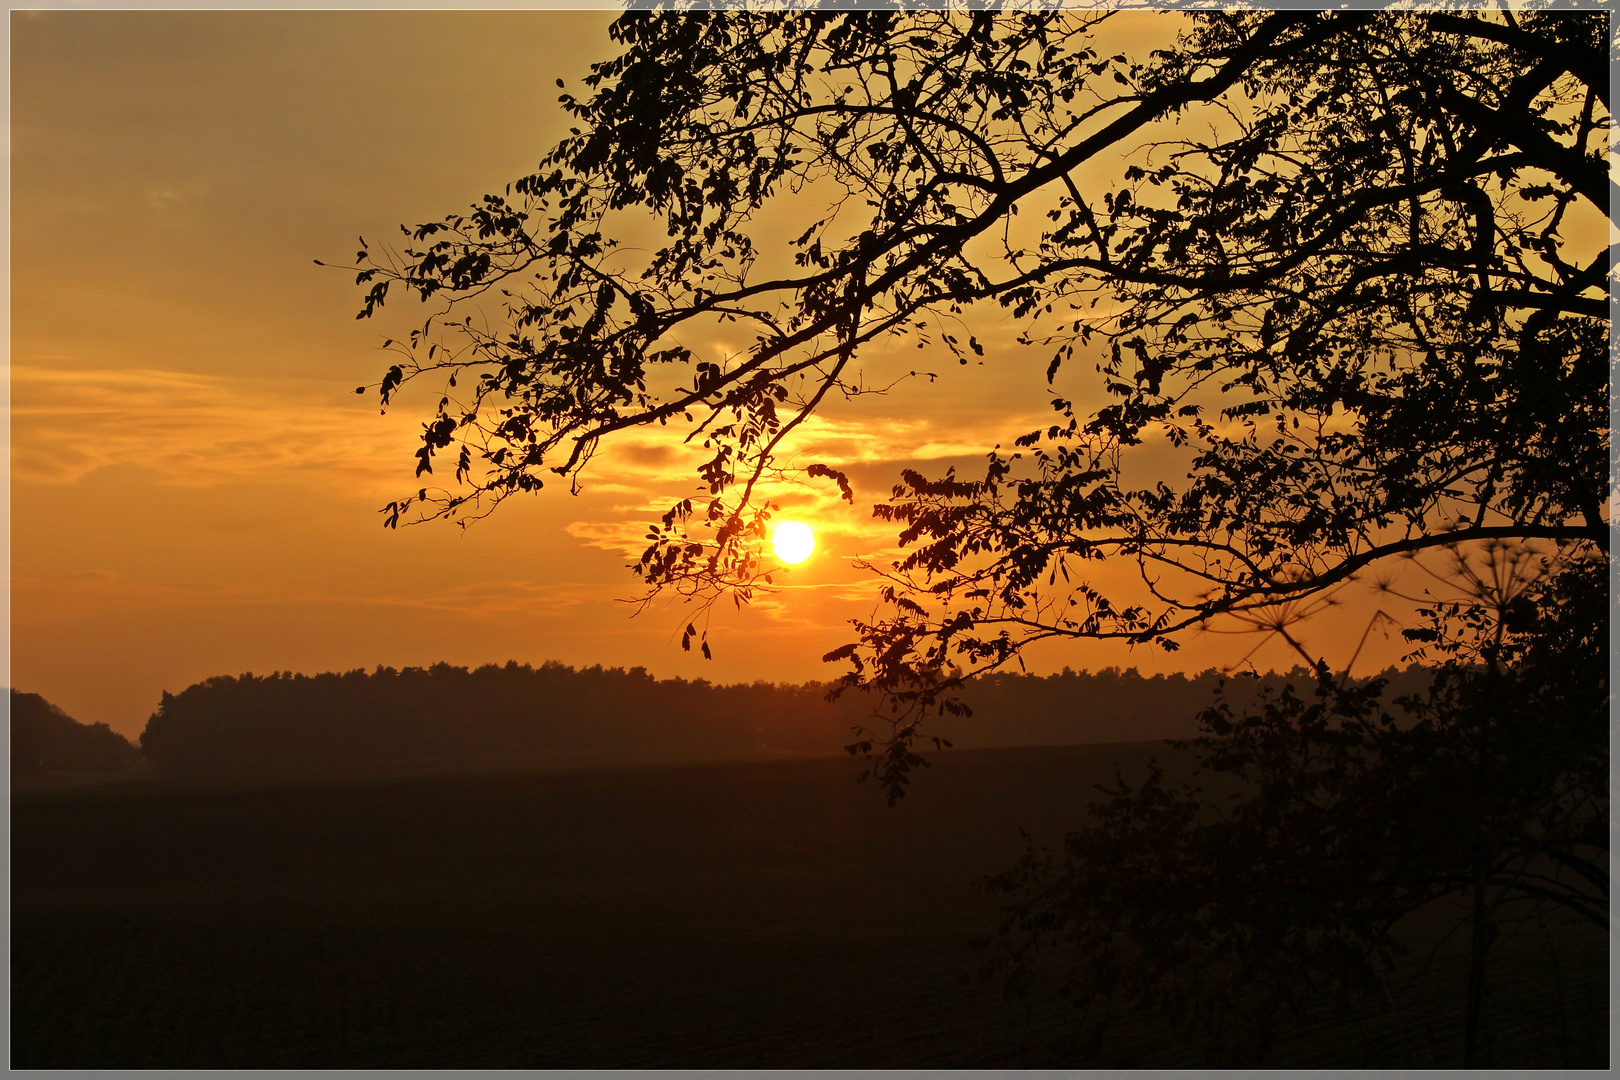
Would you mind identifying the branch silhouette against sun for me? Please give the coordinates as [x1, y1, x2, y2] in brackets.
[337, 10, 1610, 795]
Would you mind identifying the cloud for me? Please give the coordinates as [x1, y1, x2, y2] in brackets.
[11, 563, 629, 621]
[563, 517, 654, 562]
[769, 408, 1045, 467]
[11, 363, 420, 492]
[553, 399, 1050, 564]
[9, 361, 1046, 590]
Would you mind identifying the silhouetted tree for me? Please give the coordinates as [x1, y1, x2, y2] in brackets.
[345, 9, 1605, 753]
[976, 550, 1607, 1066]
[341, 10, 1608, 1063]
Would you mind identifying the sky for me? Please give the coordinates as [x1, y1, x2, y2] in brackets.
[11, 10, 1427, 739]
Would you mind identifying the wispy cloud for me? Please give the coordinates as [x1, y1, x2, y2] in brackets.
[12, 364, 419, 491]
[11, 362, 1042, 589]
[11, 563, 630, 620]
[559, 402, 1048, 562]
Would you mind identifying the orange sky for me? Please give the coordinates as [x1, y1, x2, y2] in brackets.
[12, 10, 1427, 739]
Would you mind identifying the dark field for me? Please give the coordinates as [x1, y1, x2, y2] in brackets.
[12, 744, 1607, 1068]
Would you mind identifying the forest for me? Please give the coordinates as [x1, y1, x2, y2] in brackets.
[116, 660, 1431, 775]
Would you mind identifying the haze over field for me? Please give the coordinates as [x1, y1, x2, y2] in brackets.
[11, 9, 1432, 739]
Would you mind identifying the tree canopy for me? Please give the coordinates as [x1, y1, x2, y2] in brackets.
[343, 11, 1610, 1062]
[348, 10, 1607, 734]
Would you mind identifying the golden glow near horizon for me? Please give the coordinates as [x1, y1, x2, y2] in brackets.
[9, 10, 1422, 739]
[771, 521, 816, 565]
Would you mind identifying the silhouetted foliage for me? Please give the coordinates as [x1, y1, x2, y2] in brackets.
[345, 10, 1606, 765]
[136, 660, 1420, 775]
[339, 10, 1608, 1063]
[930, 662, 1437, 750]
[11, 690, 141, 776]
[976, 553, 1608, 1066]
[141, 661, 822, 772]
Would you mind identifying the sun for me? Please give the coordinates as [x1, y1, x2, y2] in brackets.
[771, 520, 816, 565]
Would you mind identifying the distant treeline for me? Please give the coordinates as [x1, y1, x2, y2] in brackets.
[136, 660, 1438, 774]
[11, 690, 141, 776]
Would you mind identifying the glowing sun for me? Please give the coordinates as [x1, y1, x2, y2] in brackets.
[772, 520, 816, 564]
